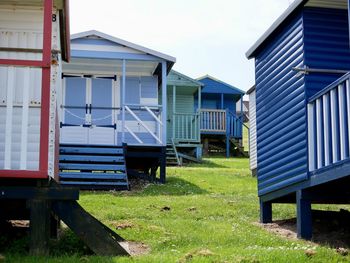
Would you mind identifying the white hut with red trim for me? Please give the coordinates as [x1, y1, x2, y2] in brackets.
[0, 0, 70, 181]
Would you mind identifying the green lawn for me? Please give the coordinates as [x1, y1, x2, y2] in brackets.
[4, 158, 350, 262]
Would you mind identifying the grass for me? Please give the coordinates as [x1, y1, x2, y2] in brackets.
[3, 158, 350, 262]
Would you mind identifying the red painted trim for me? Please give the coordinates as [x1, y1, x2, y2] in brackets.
[38, 0, 53, 175]
[0, 170, 47, 179]
[0, 59, 46, 68]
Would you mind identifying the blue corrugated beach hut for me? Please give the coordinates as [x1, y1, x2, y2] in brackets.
[196, 75, 245, 157]
[246, 0, 350, 239]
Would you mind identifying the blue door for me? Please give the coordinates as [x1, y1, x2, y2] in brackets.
[61, 77, 116, 145]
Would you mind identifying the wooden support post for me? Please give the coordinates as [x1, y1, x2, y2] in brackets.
[259, 199, 272, 223]
[160, 146, 166, 184]
[296, 190, 312, 240]
[203, 138, 209, 155]
[28, 199, 51, 255]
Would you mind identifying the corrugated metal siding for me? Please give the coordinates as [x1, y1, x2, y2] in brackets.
[255, 12, 308, 196]
[249, 90, 257, 170]
[303, 7, 350, 98]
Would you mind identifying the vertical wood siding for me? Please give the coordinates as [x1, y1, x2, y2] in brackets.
[255, 12, 308, 196]
[249, 90, 257, 171]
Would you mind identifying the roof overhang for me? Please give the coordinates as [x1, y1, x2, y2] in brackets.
[71, 30, 176, 74]
[246, 85, 256, 95]
[245, 0, 347, 59]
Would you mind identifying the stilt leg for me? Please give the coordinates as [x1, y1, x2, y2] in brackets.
[226, 136, 230, 158]
[260, 199, 272, 223]
[296, 190, 312, 240]
[160, 147, 166, 184]
[28, 199, 50, 255]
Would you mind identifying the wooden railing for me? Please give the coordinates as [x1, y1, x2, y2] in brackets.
[173, 112, 200, 142]
[227, 111, 244, 138]
[200, 109, 243, 138]
[308, 73, 350, 172]
[200, 109, 226, 133]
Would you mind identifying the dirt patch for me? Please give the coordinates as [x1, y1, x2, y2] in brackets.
[112, 221, 134, 230]
[119, 241, 150, 256]
[257, 209, 350, 249]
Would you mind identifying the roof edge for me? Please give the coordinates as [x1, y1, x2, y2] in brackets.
[246, 85, 256, 95]
[196, 74, 245, 94]
[71, 30, 176, 63]
[170, 70, 204, 86]
[245, 0, 307, 59]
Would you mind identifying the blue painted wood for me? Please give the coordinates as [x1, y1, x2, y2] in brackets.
[91, 78, 113, 126]
[304, 7, 350, 98]
[65, 78, 87, 125]
[59, 155, 124, 163]
[296, 190, 312, 240]
[259, 199, 272, 223]
[199, 76, 244, 95]
[60, 181, 129, 186]
[71, 50, 164, 62]
[255, 10, 308, 196]
[59, 172, 127, 180]
[59, 163, 125, 171]
[60, 147, 123, 155]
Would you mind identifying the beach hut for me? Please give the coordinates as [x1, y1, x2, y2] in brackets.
[165, 70, 203, 165]
[196, 75, 245, 157]
[246, 86, 256, 176]
[246, 0, 350, 239]
[60, 30, 176, 188]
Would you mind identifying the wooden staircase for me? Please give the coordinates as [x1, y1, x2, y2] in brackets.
[229, 138, 249, 157]
[166, 140, 181, 166]
[59, 144, 129, 190]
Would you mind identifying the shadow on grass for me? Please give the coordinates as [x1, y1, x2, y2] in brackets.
[263, 209, 350, 249]
[186, 158, 229, 168]
[139, 176, 209, 196]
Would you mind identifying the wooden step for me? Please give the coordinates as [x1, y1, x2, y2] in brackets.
[59, 172, 127, 180]
[60, 146, 123, 155]
[60, 155, 124, 163]
[59, 163, 125, 171]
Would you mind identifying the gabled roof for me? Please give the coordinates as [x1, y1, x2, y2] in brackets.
[245, 0, 347, 59]
[71, 30, 176, 64]
[196, 75, 244, 95]
[167, 70, 203, 87]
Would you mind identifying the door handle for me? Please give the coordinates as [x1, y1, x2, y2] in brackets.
[85, 104, 88, 114]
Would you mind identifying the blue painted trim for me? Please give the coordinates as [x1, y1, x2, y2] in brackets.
[309, 72, 350, 103]
[200, 131, 226, 135]
[71, 50, 164, 62]
[260, 158, 350, 202]
[296, 190, 312, 240]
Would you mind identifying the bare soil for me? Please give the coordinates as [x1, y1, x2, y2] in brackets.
[258, 209, 350, 250]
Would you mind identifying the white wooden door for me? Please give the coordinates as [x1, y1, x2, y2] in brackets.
[60, 77, 117, 145]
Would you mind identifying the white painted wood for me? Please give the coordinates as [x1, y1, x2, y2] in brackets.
[122, 59, 126, 143]
[307, 103, 315, 172]
[144, 106, 163, 126]
[60, 126, 89, 144]
[338, 84, 347, 160]
[4, 67, 14, 169]
[20, 68, 30, 169]
[316, 98, 323, 168]
[125, 105, 162, 144]
[161, 61, 167, 146]
[322, 93, 331, 166]
[88, 127, 115, 145]
[330, 88, 339, 163]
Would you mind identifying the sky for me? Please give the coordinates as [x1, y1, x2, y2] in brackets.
[70, 0, 293, 92]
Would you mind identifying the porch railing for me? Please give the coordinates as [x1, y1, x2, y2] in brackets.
[200, 109, 243, 138]
[308, 73, 350, 172]
[173, 112, 200, 142]
[200, 109, 226, 133]
[123, 104, 163, 145]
